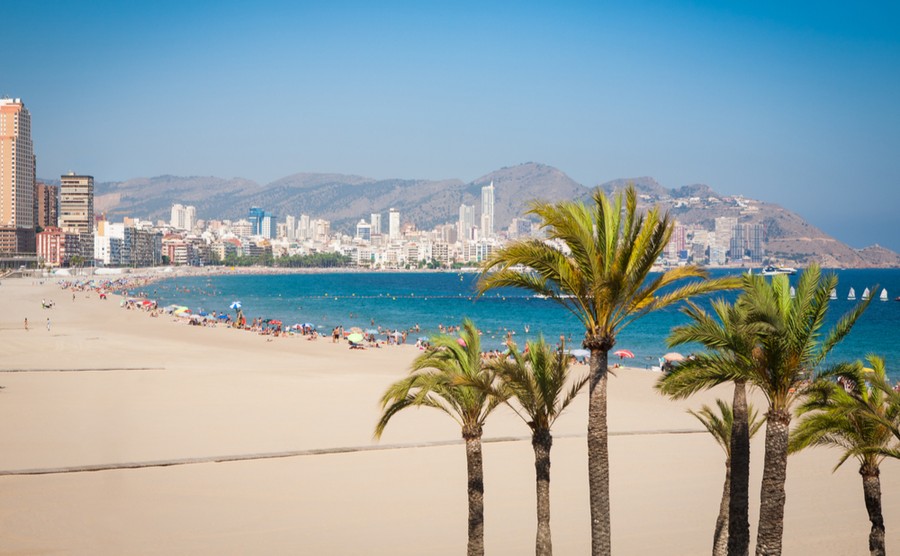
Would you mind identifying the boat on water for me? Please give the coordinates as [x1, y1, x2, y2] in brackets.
[848, 287, 856, 301]
[881, 289, 889, 301]
[830, 289, 837, 300]
[862, 288, 871, 301]
[760, 265, 798, 276]
[790, 286, 796, 299]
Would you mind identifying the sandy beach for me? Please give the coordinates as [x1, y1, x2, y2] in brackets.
[0, 275, 897, 554]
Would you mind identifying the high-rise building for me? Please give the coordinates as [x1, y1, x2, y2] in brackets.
[248, 207, 264, 236]
[388, 208, 400, 240]
[480, 181, 495, 239]
[356, 219, 372, 241]
[285, 215, 296, 240]
[248, 207, 275, 238]
[0, 98, 36, 253]
[59, 173, 94, 260]
[715, 216, 738, 262]
[184, 205, 196, 232]
[170, 204, 185, 229]
[35, 182, 59, 229]
[298, 214, 310, 240]
[370, 213, 382, 236]
[458, 204, 475, 241]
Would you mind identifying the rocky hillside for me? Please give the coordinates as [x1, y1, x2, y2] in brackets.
[601, 178, 900, 268]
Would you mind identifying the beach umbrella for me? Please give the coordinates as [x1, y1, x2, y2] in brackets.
[570, 349, 591, 358]
[663, 352, 685, 362]
[365, 329, 379, 335]
[457, 338, 467, 347]
[347, 333, 365, 343]
[217, 315, 229, 320]
[229, 301, 242, 310]
[302, 323, 315, 329]
[614, 349, 635, 359]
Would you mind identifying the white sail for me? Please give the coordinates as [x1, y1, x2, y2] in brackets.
[848, 287, 856, 301]
[790, 286, 796, 299]
[881, 289, 888, 301]
[830, 288, 837, 300]
[862, 288, 870, 301]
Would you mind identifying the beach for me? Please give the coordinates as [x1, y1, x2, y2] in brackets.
[1, 275, 898, 554]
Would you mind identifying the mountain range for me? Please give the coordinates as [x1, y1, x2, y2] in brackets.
[65, 162, 898, 268]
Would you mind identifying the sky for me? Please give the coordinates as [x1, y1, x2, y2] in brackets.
[4, 1, 899, 250]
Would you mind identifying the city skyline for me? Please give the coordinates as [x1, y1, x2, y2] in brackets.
[2, 1, 899, 250]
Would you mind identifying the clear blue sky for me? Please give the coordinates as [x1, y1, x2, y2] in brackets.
[4, 1, 899, 250]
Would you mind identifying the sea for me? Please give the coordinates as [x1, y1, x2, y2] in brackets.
[144, 269, 900, 380]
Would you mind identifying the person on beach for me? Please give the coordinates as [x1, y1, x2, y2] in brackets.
[46, 318, 50, 332]
[24, 317, 28, 331]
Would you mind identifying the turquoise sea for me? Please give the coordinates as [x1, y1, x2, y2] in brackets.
[145, 269, 900, 380]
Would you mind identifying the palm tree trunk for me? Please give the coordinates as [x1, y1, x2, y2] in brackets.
[755, 409, 790, 556]
[588, 347, 611, 556]
[860, 464, 885, 556]
[713, 460, 731, 556]
[464, 427, 485, 556]
[533, 428, 553, 556]
[727, 380, 750, 556]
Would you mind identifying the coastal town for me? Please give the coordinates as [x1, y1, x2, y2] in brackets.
[3, 93, 769, 272]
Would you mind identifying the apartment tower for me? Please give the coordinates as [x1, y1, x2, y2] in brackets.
[388, 208, 400, 240]
[59, 173, 94, 260]
[480, 181, 494, 239]
[0, 98, 36, 253]
[35, 182, 59, 229]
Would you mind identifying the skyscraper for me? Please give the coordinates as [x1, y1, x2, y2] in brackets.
[170, 204, 185, 229]
[0, 98, 36, 253]
[388, 208, 400, 240]
[248, 207, 265, 236]
[481, 181, 494, 239]
[59, 173, 94, 260]
[285, 215, 296, 240]
[458, 204, 475, 241]
[370, 213, 382, 236]
[184, 205, 196, 232]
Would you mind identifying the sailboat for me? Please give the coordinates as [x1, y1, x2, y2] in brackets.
[862, 288, 870, 301]
[880, 289, 888, 301]
[848, 287, 856, 301]
[789, 286, 796, 299]
[830, 288, 837, 300]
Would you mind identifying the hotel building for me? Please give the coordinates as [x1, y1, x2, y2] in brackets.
[59, 173, 94, 261]
[0, 98, 36, 253]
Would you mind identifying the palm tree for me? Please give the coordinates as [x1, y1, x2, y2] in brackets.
[658, 298, 766, 556]
[478, 185, 739, 555]
[375, 319, 503, 556]
[790, 356, 900, 556]
[737, 266, 873, 555]
[689, 399, 764, 556]
[855, 363, 900, 457]
[484, 337, 588, 556]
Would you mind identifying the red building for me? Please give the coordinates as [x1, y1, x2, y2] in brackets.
[36, 226, 80, 266]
